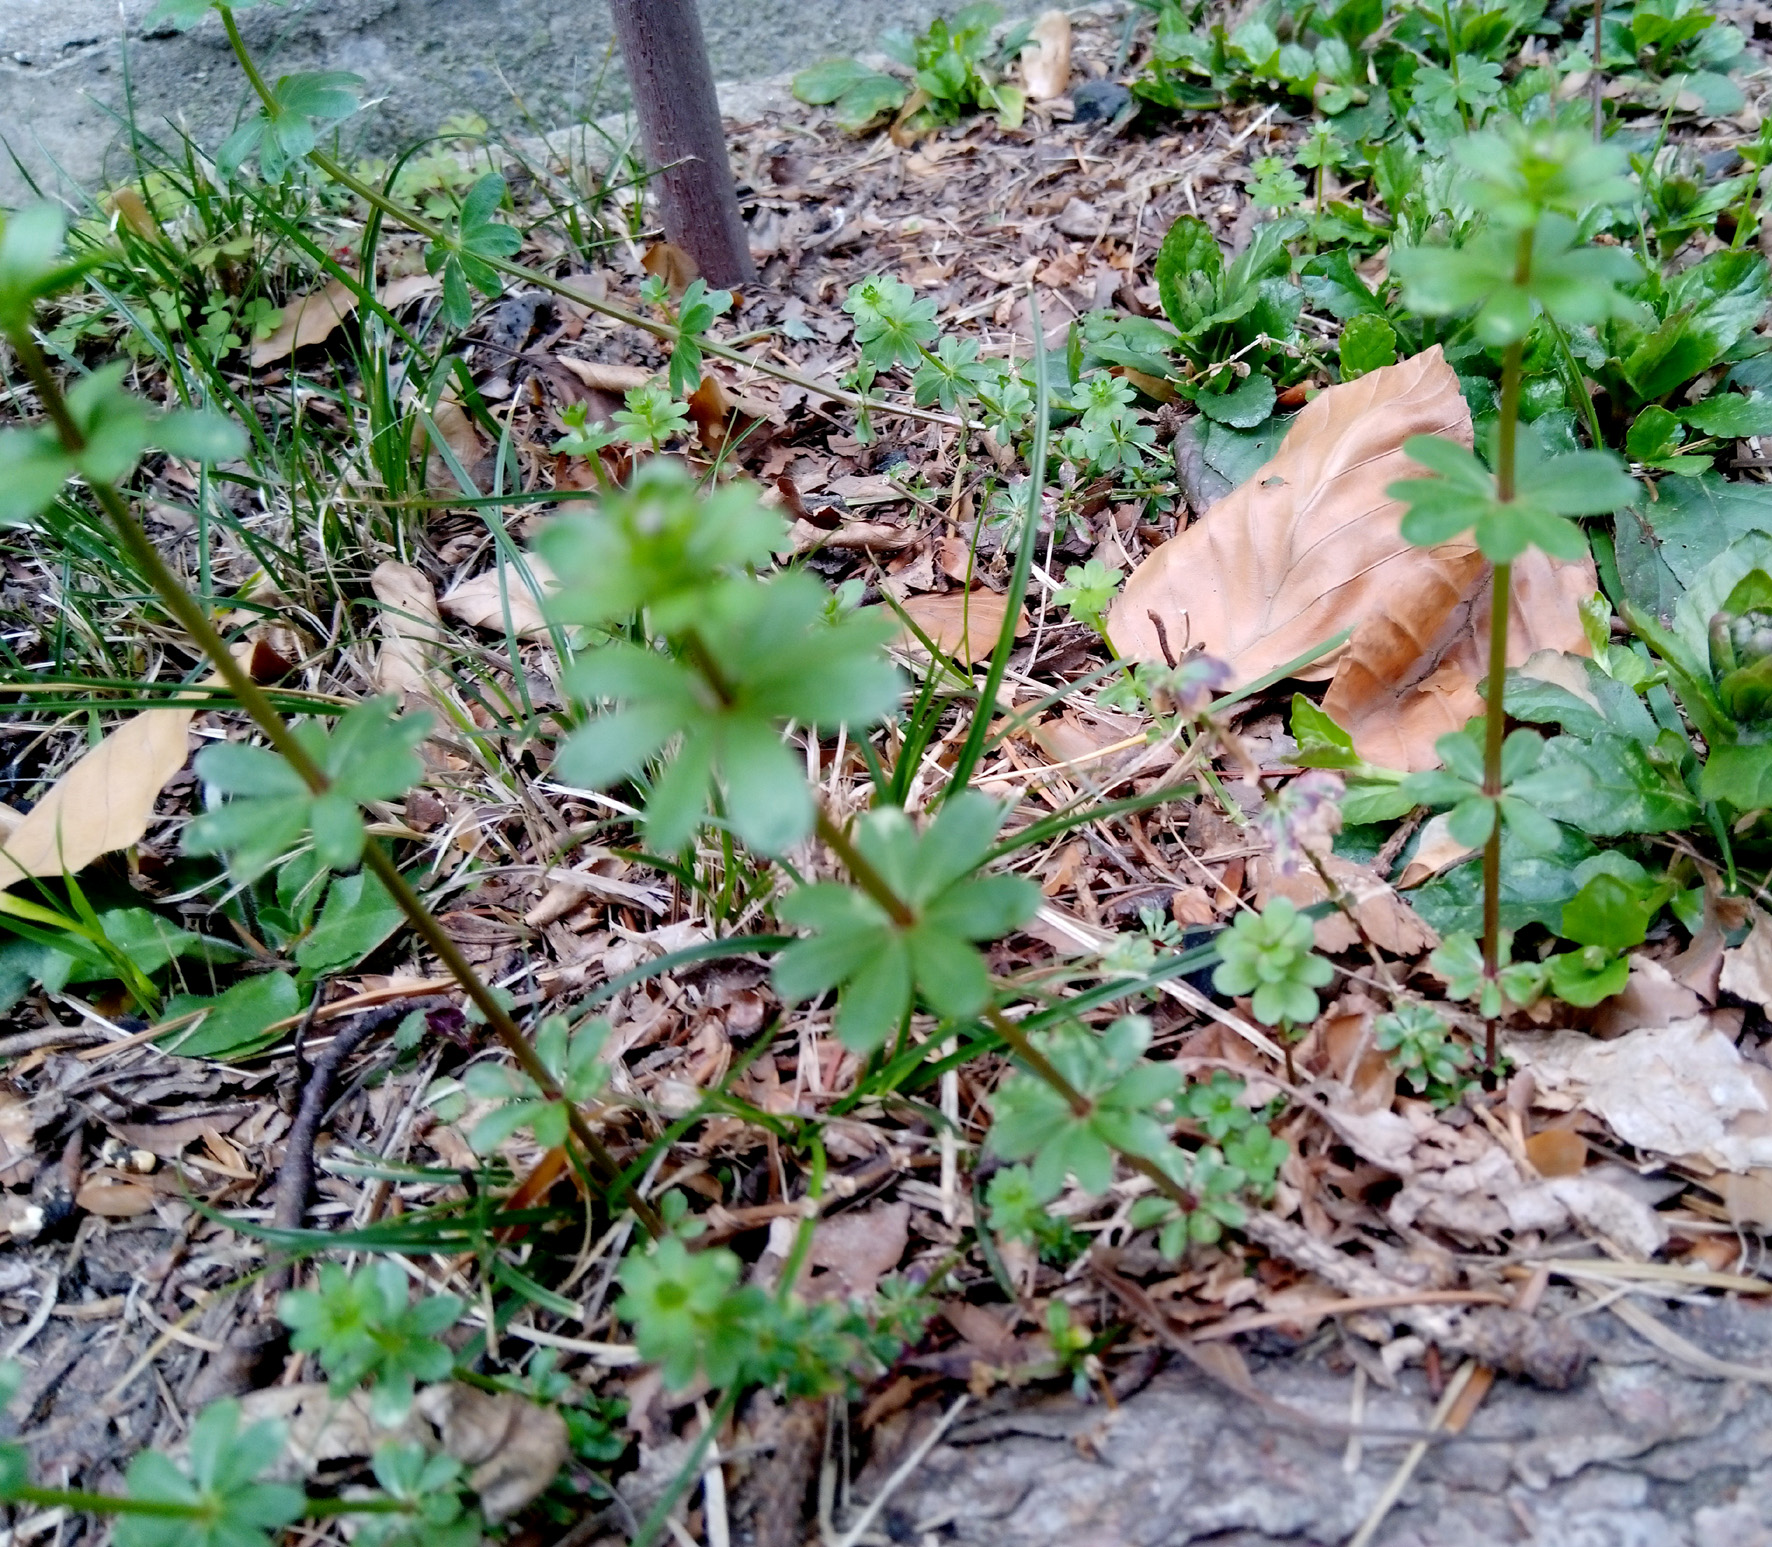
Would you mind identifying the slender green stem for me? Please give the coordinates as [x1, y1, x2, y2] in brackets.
[1482, 313, 1529, 1071]
[4, 321, 661, 1237]
[1592, 0, 1605, 141]
[813, 808, 916, 928]
[0, 1486, 406, 1519]
[946, 287, 1051, 795]
[214, 6, 962, 435]
[1441, 2, 1470, 131]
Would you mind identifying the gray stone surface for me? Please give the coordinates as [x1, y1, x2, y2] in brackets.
[860, 1299, 1772, 1546]
[0, 0, 1052, 204]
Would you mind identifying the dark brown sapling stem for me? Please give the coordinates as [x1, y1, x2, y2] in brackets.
[607, 0, 757, 288]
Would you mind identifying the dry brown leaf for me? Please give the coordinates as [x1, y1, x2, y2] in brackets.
[1594, 956, 1705, 1036]
[806, 1200, 909, 1300]
[1108, 349, 1474, 688]
[898, 590, 1027, 665]
[1253, 853, 1438, 957]
[1322, 546, 1597, 770]
[1720, 1170, 1772, 1231]
[370, 560, 444, 699]
[686, 373, 730, 448]
[424, 393, 486, 494]
[439, 556, 557, 639]
[1318, 995, 1395, 1111]
[250, 273, 435, 367]
[1506, 1015, 1772, 1171]
[241, 1385, 428, 1478]
[642, 240, 699, 296]
[1525, 1129, 1587, 1178]
[0, 1091, 38, 1187]
[553, 358, 654, 394]
[0, 706, 194, 890]
[1106, 349, 1596, 771]
[75, 1176, 155, 1217]
[416, 1384, 569, 1522]
[1021, 9, 1073, 99]
[1395, 812, 1475, 889]
[1721, 908, 1772, 1009]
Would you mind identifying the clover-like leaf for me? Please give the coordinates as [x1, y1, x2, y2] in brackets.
[1210, 897, 1333, 1029]
[115, 1401, 306, 1547]
[185, 697, 430, 880]
[988, 1015, 1185, 1198]
[843, 275, 938, 371]
[422, 172, 523, 329]
[557, 572, 900, 855]
[772, 792, 1039, 1051]
[465, 1015, 609, 1152]
[280, 1261, 461, 1424]
[617, 1237, 767, 1389]
[219, 71, 363, 182]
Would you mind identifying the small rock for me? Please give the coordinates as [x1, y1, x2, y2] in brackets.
[1071, 79, 1132, 123]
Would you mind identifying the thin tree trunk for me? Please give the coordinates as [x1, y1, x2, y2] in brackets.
[608, 0, 756, 288]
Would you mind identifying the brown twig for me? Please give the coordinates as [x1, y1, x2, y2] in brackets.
[267, 1001, 443, 1288]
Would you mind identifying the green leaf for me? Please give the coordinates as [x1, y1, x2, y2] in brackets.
[295, 868, 405, 976]
[281, 1261, 461, 1421]
[153, 409, 246, 463]
[144, 0, 222, 27]
[1683, 392, 1772, 439]
[220, 70, 363, 181]
[1616, 478, 1772, 616]
[1700, 741, 1772, 808]
[1531, 731, 1699, 835]
[185, 699, 430, 881]
[1300, 249, 1382, 321]
[1195, 371, 1275, 428]
[794, 58, 878, 103]
[1289, 695, 1359, 769]
[1560, 872, 1662, 950]
[116, 1400, 305, 1547]
[1621, 249, 1771, 403]
[1153, 215, 1225, 335]
[560, 573, 899, 855]
[162, 972, 301, 1060]
[772, 793, 1038, 1051]
[1673, 529, 1772, 669]
[1407, 823, 1596, 936]
[1338, 314, 1396, 380]
[425, 173, 521, 329]
[0, 204, 92, 332]
[1547, 945, 1630, 1007]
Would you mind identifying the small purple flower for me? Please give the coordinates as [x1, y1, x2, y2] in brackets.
[1259, 769, 1345, 875]
[1156, 652, 1235, 719]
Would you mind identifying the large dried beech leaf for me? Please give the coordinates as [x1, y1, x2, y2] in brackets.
[440, 556, 557, 639]
[1108, 349, 1475, 687]
[1321, 545, 1597, 770]
[250, 273, 436, 368]
[0, 707, 194, 890]
[898, 590, 1027, 665]
[370, 560, 444, 697]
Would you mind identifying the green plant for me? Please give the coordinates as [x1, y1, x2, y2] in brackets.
[793, 4, 1033, 133]
[466, 1014, 611, 1151]
[425, 172, 523, 329]
[772, 793, 1039, 1051]
[280, 1262, 463, 1423]
[1211, 897, 1333, 1041]
[1387, 117, 1642, 1064]
[1374, 1003, 1470, 1094]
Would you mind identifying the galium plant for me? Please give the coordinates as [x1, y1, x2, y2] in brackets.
[1388, 117, 1643, 1066]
